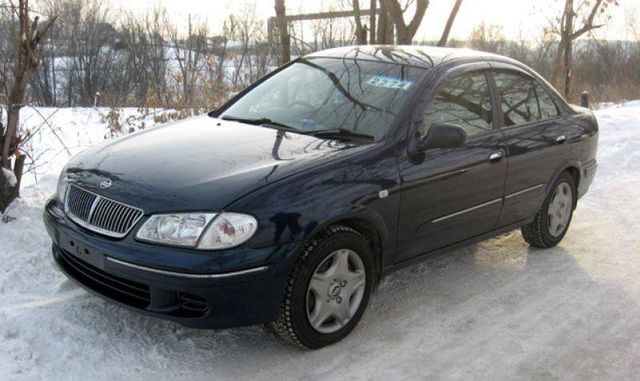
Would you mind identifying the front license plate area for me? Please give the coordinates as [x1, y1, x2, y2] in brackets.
[58, 232, 105, 269]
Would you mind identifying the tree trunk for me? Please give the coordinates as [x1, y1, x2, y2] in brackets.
[353, 0, 367, 44]
[562, 36, 573, 98]
[561, 0, 574, 99]
[369, 0, 376, 44]
[0, 0, 55, 212]
[0, 175, 9, 213]
[552, 0, 608, 99]
[13, 154, 26, 198]
[437, 0, 463, 47]
[376, 2, 394, 44]
[274, 0, 291, 65]
[382, 0, 429, 45]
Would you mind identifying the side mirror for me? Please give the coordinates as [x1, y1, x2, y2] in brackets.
[421, 123, 466, 150]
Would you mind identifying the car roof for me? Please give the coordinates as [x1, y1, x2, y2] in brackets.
[304, 45, 506, 70]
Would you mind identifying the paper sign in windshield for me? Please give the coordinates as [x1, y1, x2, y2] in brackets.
[367, 75, 413, 90]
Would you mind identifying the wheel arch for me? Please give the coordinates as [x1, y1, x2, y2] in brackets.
[561, 165, 581, 209]
[307, 213, 389, 288]
[547, 160, 582, 209]
[565, 166, 580, 191]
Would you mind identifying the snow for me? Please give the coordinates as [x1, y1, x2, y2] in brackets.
[1, 168, 17, 187]
[1, 102, 640, 379]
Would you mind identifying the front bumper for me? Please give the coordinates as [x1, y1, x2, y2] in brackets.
[44, 197, 300, 329]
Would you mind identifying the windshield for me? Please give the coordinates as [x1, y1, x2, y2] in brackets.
[220, 58, 427, 141]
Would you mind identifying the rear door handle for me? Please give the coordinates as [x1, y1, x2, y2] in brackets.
[489, 152, 503, 162]
[556, 135, 567, 144]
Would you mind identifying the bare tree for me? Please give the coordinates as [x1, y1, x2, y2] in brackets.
[120, 7, 169, 106]
[381, 0, 429, 44]
[29, 18, 59, 106]
[369, 0, 376, 43]
[352, 0, 367, 44]
[227, 4, 269, 89]
[437, 0, 464, 47]
[1, 0, 55, 211]
[66, 0, 118, 105]
[551, 0, 616, 98]
[467, 22, 506, 53]
[375, 0, 393, 44]
[274, 0, 291, 65]
[167, 14, 207, 107]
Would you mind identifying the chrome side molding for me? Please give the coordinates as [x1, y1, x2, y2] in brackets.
[504, 183, 545, 200]
[106, 256, 269, 279]
[431, 198, 502, 224]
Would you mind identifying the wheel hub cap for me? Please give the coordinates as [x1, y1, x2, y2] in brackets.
[306, 249, 366, 334]
[329, 283, 342, 298]
[548, 182, 573, 237]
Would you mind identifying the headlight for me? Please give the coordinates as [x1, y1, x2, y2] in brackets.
[135, 212, 258, 250]
[197, 213, 258, 250]
[56, 172, 68, 203]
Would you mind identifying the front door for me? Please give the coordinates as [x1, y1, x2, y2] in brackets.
[396, 70, 507, 263]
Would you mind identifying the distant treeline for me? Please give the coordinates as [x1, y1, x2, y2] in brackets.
[2, 1, 639, 110]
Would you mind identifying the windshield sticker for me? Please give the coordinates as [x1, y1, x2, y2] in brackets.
[367, 75, 413, 91]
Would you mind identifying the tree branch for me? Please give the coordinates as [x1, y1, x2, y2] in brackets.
[570, 0, 604, 39]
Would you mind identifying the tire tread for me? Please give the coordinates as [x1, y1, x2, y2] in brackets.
[270, 225, 365, 349]
[521, 171, 575, 248]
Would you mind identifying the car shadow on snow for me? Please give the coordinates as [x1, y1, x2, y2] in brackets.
[55, 230, 640, 379]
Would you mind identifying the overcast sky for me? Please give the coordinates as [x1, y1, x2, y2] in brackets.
[109, 0, 637, 41]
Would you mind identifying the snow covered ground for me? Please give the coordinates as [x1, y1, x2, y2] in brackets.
[1, 102, 640, 380]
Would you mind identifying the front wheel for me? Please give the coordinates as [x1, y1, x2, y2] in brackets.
[521, 171, 576, 248]
[271, 226, 374, 349]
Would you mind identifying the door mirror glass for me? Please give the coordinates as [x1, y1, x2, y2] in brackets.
[422, 123, 467, 149]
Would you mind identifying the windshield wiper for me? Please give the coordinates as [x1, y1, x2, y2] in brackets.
[309, 129, 375, 143]
[221, 116, 300, 133]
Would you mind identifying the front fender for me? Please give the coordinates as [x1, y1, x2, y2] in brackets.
[228, 145, 400, 267]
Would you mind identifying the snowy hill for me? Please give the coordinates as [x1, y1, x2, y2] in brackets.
[1, 102, 640, 379]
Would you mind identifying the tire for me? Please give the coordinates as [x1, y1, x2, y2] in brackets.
[270, 225, 374, 349]
[521, 171, 577, 248]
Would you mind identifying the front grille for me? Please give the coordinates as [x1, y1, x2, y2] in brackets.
[57, 248, 151, 308]
[65, 185, 144, 238]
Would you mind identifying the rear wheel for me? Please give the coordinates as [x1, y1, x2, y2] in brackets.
[521, 171, 576, 248]
[271, 225, 374, 349]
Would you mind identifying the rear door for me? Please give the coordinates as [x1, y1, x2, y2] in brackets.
[396, 67, 507, 262]
[489, 69, 580, 227]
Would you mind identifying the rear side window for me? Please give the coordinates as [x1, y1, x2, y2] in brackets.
[494, 72, 540, 126]
[422, 71, 493, 137]
[534, 82, 560, 119]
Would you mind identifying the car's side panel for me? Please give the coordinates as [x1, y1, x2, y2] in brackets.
[495, 117, 579, 227]
[394, 64, 508, 262]
[571, 107, 599, 199]
[396, 131, 507, 261]
[484, 67, 584, 227]
[228, 144, 402, 270]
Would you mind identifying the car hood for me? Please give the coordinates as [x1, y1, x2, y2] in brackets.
[65, 116, 358, 213]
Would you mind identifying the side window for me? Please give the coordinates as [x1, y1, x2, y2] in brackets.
[534, 81, 560, 120]
[494, 72, 540, 126]
[421, 71, 493, 137]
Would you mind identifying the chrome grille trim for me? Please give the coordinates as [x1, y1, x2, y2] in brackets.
[65, 185, 144, 238]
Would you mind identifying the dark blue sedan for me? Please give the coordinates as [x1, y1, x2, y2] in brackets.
[44, 46, 598, 349]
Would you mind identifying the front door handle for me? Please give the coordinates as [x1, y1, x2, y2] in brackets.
[489, 152, 503, 162]
[556, 135, 567, 144]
